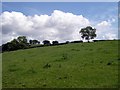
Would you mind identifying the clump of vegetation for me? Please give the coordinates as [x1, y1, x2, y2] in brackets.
[62, 53, 68, 60]
[23, 58, 26, 62]
[43, 63, 51, 68]
[54, 53, 69, 62]
[107, 62, 112, 65]
[100, 61, 103, 63]
[43, 83, 47, 87]
[22, 84, 26, 87]
[58, 76, 68, 80]
[8, 68, 18, 72]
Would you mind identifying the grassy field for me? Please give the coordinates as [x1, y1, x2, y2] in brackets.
[2, 40, 119, 88]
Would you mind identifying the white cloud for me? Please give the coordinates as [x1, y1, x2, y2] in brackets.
[1, 10, 118, 45]
[95, 20, 117, 40]
[104, 33, 117, 40]
[97, 21, 111, 27]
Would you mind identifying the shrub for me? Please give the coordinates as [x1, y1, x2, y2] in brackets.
[43, 63, 51, 68]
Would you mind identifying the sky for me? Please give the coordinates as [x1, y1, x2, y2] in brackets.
[1, 2, 118, 44]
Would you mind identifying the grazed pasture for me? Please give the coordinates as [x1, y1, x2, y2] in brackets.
[2, 40, 119, 88]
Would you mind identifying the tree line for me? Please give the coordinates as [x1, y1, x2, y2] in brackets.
[2, 26, 97, 52]
[2, 36, 60, 52]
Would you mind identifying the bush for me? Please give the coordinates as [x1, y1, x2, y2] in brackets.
[52, 41, 59, 45]
[43, 40, 51, 46]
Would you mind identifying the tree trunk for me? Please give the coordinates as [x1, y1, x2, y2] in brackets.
[88, 38, 90, 43]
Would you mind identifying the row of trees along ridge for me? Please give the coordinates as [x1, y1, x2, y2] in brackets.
[2, 26, 96, 52]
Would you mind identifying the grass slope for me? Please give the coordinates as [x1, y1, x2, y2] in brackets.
[2, 40, 119, 88]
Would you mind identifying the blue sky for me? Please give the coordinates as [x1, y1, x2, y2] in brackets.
[1, 2, 118, 44]
[2, 2, 117, 20]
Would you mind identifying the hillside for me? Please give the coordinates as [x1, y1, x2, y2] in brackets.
[2, 40, 119, 88]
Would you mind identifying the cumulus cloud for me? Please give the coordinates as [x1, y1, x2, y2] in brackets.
[97, 21, 111, 27]
[104, 33, 117, 40]
[1, 10, 118, 45]
[95, 20, 117, 40]
[1, 10, 91, 44]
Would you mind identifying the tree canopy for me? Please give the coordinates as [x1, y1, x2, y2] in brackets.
[52, 41, 59, 45]
[43, 40, 51, 45]
[79, 26, 97, 42]
[2, 36, 29, 52]
[29, 40, 40, 45]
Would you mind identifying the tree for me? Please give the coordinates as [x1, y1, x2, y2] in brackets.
[2, 36, 29, 52]
[52, 41, 59, 45]
[29, 40, 33, 44]
[79, 26, 96, 42]
[17, 36, 29, 48]
[33, 40, 40, 44]
[10, 39, 19, 50]
[66, 41, 69, 44]
[11, 39, 19, 44]
[29, 40, 40, 45]
[17, 36, 27, 44]
[38, 41, 40, 44]
[2, 42, 12, 51]
[43, 40, 50, 45]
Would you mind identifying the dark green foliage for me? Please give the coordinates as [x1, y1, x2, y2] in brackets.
[52, 41, 59, 45]
[17, 36, 27, 44]
[58, 76, 68, 80]
[29, 40, 32, 44]
[22, 84, 26, 87]
[66, 41, 69, 44]
[107, 62, 112, 65]
[43, 83, 47, 87]
[43, 63, 51, 68]
[71, 40, 83, 43]
[43, 40, 51, 45]
[23, 58, 26, 62]
[29, 40, 40, 45]
[79, 26, 97, 42]
[2, 36, 29, 52]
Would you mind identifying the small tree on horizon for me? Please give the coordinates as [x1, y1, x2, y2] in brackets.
[29, 40, 40, 45]
[79, 26, 97, 42]
[52, 41, 59, 45]
[17, 36, 28, 44]
[43, 40, 51, 45]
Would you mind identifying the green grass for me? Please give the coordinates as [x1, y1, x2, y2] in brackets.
[2, 40, 119, 88]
